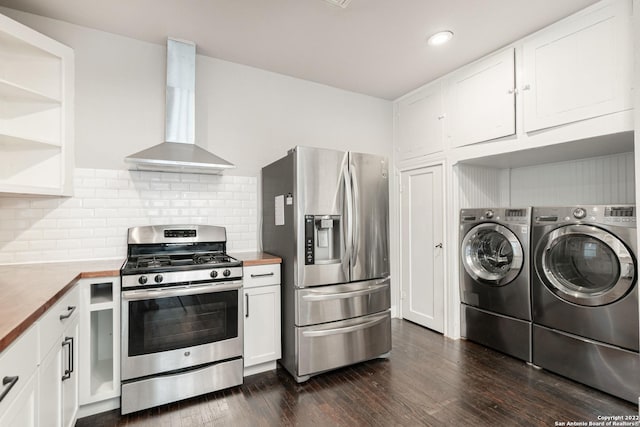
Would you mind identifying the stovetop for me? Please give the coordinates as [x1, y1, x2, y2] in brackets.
[121, 252, 241, 275]
[120, 224, 243, 289]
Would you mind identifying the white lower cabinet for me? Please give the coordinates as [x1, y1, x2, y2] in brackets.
[243, 264, 281, 376]
[0, 325, 38, 427]
[77, 277, 121, 417]
[0, 373, 38, 427]
[39, 319, 78, 427]
[38, 285, 80, 427]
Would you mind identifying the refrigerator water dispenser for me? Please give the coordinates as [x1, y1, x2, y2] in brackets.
[305, 215, 341, 265]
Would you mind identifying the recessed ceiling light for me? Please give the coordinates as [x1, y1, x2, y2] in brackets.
[323, 0, 352, 8]
[427, 31, 454, 46]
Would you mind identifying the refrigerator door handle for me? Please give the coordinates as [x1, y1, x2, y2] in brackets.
[349, 161, 360, 268]
[301, 312, 388, 337]
[342, 163, 354, 276]
[301, 283, 388, 301]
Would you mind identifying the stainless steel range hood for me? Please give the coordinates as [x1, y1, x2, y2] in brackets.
[125, 38, 234, 174]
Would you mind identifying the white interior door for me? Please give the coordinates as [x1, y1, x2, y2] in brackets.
[400, 164, 444, 332]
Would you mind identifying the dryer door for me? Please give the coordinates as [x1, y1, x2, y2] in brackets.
[461, 223, 524, 286]
[535, 224, 635, 306]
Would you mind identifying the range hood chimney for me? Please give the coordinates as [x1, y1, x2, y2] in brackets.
[125, 38, 235, 174]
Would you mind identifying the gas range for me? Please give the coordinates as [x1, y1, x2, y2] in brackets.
[120, 224, 243, 289]
[119, 224, 244, 414]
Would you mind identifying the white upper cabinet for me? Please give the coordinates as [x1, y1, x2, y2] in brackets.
[0, 13, 74, 196]
[396, 81, 444, 160]
[393, 0, 633, 165]
[447, 48, 516, 148]
[522, 0, 632, 132]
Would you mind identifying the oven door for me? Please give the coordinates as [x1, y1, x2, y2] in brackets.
[121, 280, 243, 381]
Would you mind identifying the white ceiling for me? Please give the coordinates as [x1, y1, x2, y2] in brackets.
[0, 0, 599, 100]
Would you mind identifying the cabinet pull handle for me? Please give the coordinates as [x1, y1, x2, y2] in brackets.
[250, 272, 274, 278]
[507, 88, 518, 95]
[59, 306, 76, 320]
[245, 294, 250, 318]
[522, 84, 531, 91]
[69, 336, 74, 374]
[0, 376, 19, 402]
[61, 336, 74, 381]
[435, 243, 443, 249]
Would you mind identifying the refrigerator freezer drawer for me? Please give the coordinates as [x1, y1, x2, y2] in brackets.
[295, 277, 391, 326]
[297, 311, 391, 377]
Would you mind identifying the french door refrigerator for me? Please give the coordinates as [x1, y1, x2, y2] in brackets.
[262, 146, 391, 382]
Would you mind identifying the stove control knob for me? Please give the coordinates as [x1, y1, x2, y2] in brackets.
[154, 274, 163, 283]
[138, 276, 148, 285]
[485, 210, 494, 219]
[573, 207, 586, 219]
[210, 270, 218, 278]
[223, 269, 231, 277]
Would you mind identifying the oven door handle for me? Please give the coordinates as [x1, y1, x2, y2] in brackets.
[122, 281, 242, 301]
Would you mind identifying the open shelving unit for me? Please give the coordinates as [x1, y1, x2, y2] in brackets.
[78, 277, 120, 416]
[0, 13, 74, 196]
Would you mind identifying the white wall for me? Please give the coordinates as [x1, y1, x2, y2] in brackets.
[0, 7, 393, 177]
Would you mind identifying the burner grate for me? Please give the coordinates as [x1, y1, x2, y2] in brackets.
[136, 255, 172, 269]
[193, 252, 232, 265]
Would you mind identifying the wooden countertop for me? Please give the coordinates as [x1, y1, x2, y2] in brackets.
[0, 253, 279, 354]
[231, 252, 282, 266]
[0, 259, 123, 354]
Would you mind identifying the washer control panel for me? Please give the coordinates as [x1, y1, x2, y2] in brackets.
[572, 207, 586, 219]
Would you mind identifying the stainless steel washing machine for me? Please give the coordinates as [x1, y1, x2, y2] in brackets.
[531, 205, 639, 402]
[459, 207, 532, 362]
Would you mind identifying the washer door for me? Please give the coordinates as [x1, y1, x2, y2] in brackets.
[536, 224, 635, 306]
[461, 223, 524, 286]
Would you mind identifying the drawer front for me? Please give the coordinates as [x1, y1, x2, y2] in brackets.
[243, 264, 281, 289]
[296, 277, 390, 326]
[297, 311, 391, 376]
[0, 325, 38, 415]
[39, 285, 79, 358]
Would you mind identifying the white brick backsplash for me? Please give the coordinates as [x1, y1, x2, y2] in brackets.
[30, 199, 61, 209]
[0, 168, 258, 264]
[29, 240, 56, 250]
[160, 173, 181, 182]
[18, 209, 44, 219]
[43, 229, 68, 240]
[75, 169, 95, 178]
[2, 199, 30, 209]
[95, 169, 119, 179]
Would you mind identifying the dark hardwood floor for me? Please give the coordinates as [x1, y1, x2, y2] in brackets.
[77, 319, 637, 426]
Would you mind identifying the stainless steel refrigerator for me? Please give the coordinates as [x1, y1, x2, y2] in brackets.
[262, 146, 391, 382]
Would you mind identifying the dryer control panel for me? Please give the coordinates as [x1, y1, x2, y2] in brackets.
[533, 205, 636, 225]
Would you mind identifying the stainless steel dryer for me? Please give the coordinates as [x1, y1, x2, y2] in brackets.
[459, 207, 532, 362]
[531, 205, 639, 402]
